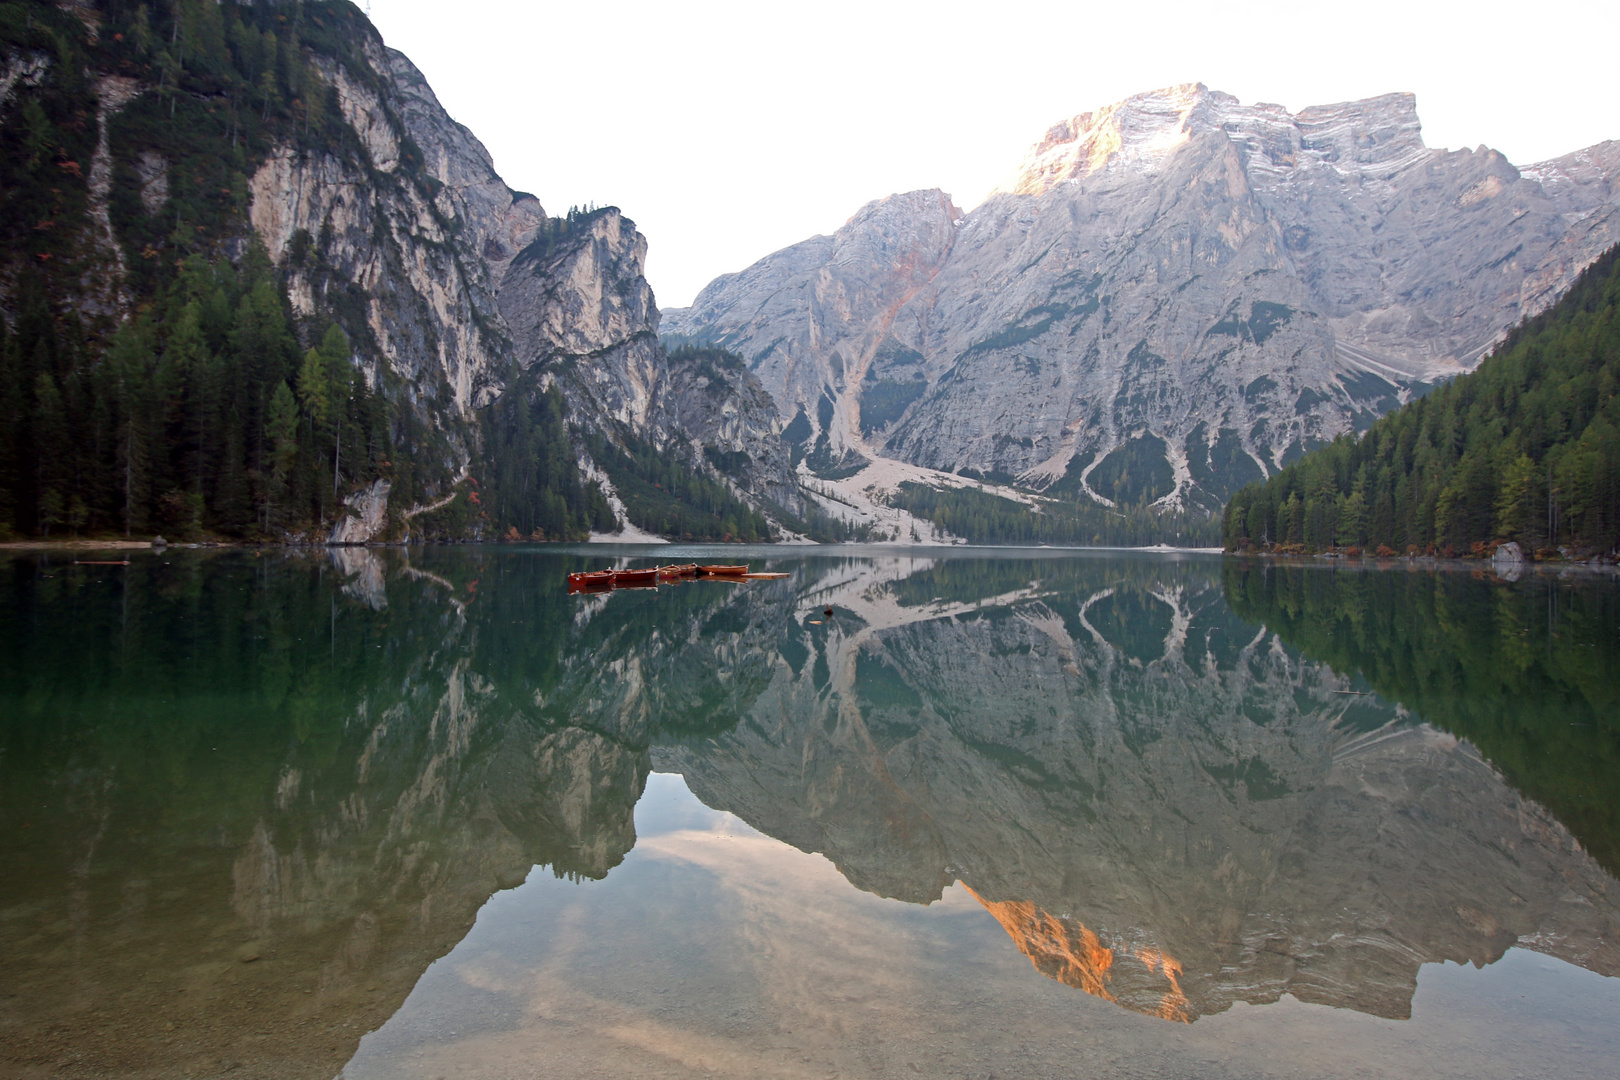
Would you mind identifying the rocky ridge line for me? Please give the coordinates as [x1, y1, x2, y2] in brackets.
[663, 83, 1620, 512]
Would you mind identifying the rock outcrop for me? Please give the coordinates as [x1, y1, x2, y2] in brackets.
[328, 478, 392, 544]
[0, 7, 796, 541]
[247, 36, 796, 529]
[664, 85, 1620, 509]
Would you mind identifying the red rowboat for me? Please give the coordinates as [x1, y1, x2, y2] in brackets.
[657, 563, 698, 577]
[567, 570, 615, 592]
[697, 564, 748, 576]
[612, 568, 659, 586]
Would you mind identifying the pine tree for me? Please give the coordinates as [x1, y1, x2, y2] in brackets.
[318, 325, 351, 499]
[297, 346, 330, 424]
[32, 371, 70, 535]
[105, 321, 156, 535]
[264, 381, 299, 531]
[1495, 453, 1535, 539]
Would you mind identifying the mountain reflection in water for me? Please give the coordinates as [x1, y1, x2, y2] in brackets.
[0, 547, 1615, 1078]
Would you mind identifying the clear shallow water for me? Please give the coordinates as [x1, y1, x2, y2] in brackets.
[1, 546, 1616, 1079]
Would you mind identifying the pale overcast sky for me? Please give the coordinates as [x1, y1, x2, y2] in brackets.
[365, 0, 1619, 310]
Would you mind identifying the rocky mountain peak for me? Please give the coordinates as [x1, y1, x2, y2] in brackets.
[996, 82, 1220, 195]
[665, 82, 1619, 515]
[836, 188, 964, 266]
[1291, 91, 1425, 169]
[997, 84, 1432, 198]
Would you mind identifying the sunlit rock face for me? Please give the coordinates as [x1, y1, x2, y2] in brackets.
[494, 207, 665, 433]
[247, 40, 541, 423]
[656, 563, 1620, 1022]
[662, 84, 1620, 507]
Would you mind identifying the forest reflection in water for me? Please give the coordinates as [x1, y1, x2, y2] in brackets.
[0, 546, 1616, 1079]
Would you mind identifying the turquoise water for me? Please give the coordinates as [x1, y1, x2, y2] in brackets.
[2, 546, 1616, 1078]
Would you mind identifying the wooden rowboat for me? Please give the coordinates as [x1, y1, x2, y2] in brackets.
[656, 563, 698, 577]
[567, 570, 615, 592]
[697, 564, 748, 576]
[612, 568, 659, 586]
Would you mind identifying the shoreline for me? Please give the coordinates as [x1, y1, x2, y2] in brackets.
[0, 538, 1612, 573]
[0, 539, 171, 550]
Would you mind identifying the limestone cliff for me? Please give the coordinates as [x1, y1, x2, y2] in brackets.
[244, 32, 797, 536]
[663, 85, 1620, 510]
[0, 2, 796, 543]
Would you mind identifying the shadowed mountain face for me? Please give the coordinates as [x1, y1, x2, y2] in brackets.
[1, 550, 1615, 1078]
[0, 4, 797, 541]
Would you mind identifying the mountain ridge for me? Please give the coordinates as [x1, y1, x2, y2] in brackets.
[663, 82, 1620, 516]
[0, 0, 807, 544]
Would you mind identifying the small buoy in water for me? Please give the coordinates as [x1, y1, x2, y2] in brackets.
[823, 605, 834, 617]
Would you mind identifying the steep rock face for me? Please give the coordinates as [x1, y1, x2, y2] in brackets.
[665, 190, 962, 474]
[249, 38, 797, 533]
[330, 478, 392, 544]
[247, 40, 541, 421]
[664, 85, 1620, 508]
[268, 41, 798, 535]
[661, 346, 801, 513]
[2, 9, 793, 544]
[495, 209, 663, 432]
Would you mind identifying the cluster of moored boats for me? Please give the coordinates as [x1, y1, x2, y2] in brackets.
[566, 563, 788, 593]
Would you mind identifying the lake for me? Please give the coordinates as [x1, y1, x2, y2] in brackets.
[2, 546, 1616, 1079]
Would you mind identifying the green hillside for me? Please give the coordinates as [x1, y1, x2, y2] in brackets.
[0, 1, 487, 540]
[1223, 244, 1620, 556]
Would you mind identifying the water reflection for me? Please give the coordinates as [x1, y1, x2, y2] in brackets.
[1222, 558, 1620, 876]
[656, 555, 1619, 1022]
[0, 548, 1615, 1077]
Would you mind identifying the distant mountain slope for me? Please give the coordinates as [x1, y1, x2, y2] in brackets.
[1223, 243, 1620, 556]
[0, 0, 802, 542]
[663, 84, 1620, 512]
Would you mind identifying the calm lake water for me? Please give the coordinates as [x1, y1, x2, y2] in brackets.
[2, 546, 1617, 1079]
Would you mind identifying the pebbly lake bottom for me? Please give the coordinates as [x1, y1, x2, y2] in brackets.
[1, 545, 1616, 1078]
[346, 773, 1620, 1080]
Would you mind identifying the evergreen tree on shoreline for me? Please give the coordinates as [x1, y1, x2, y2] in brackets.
[1224, 245, 1620, 557]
